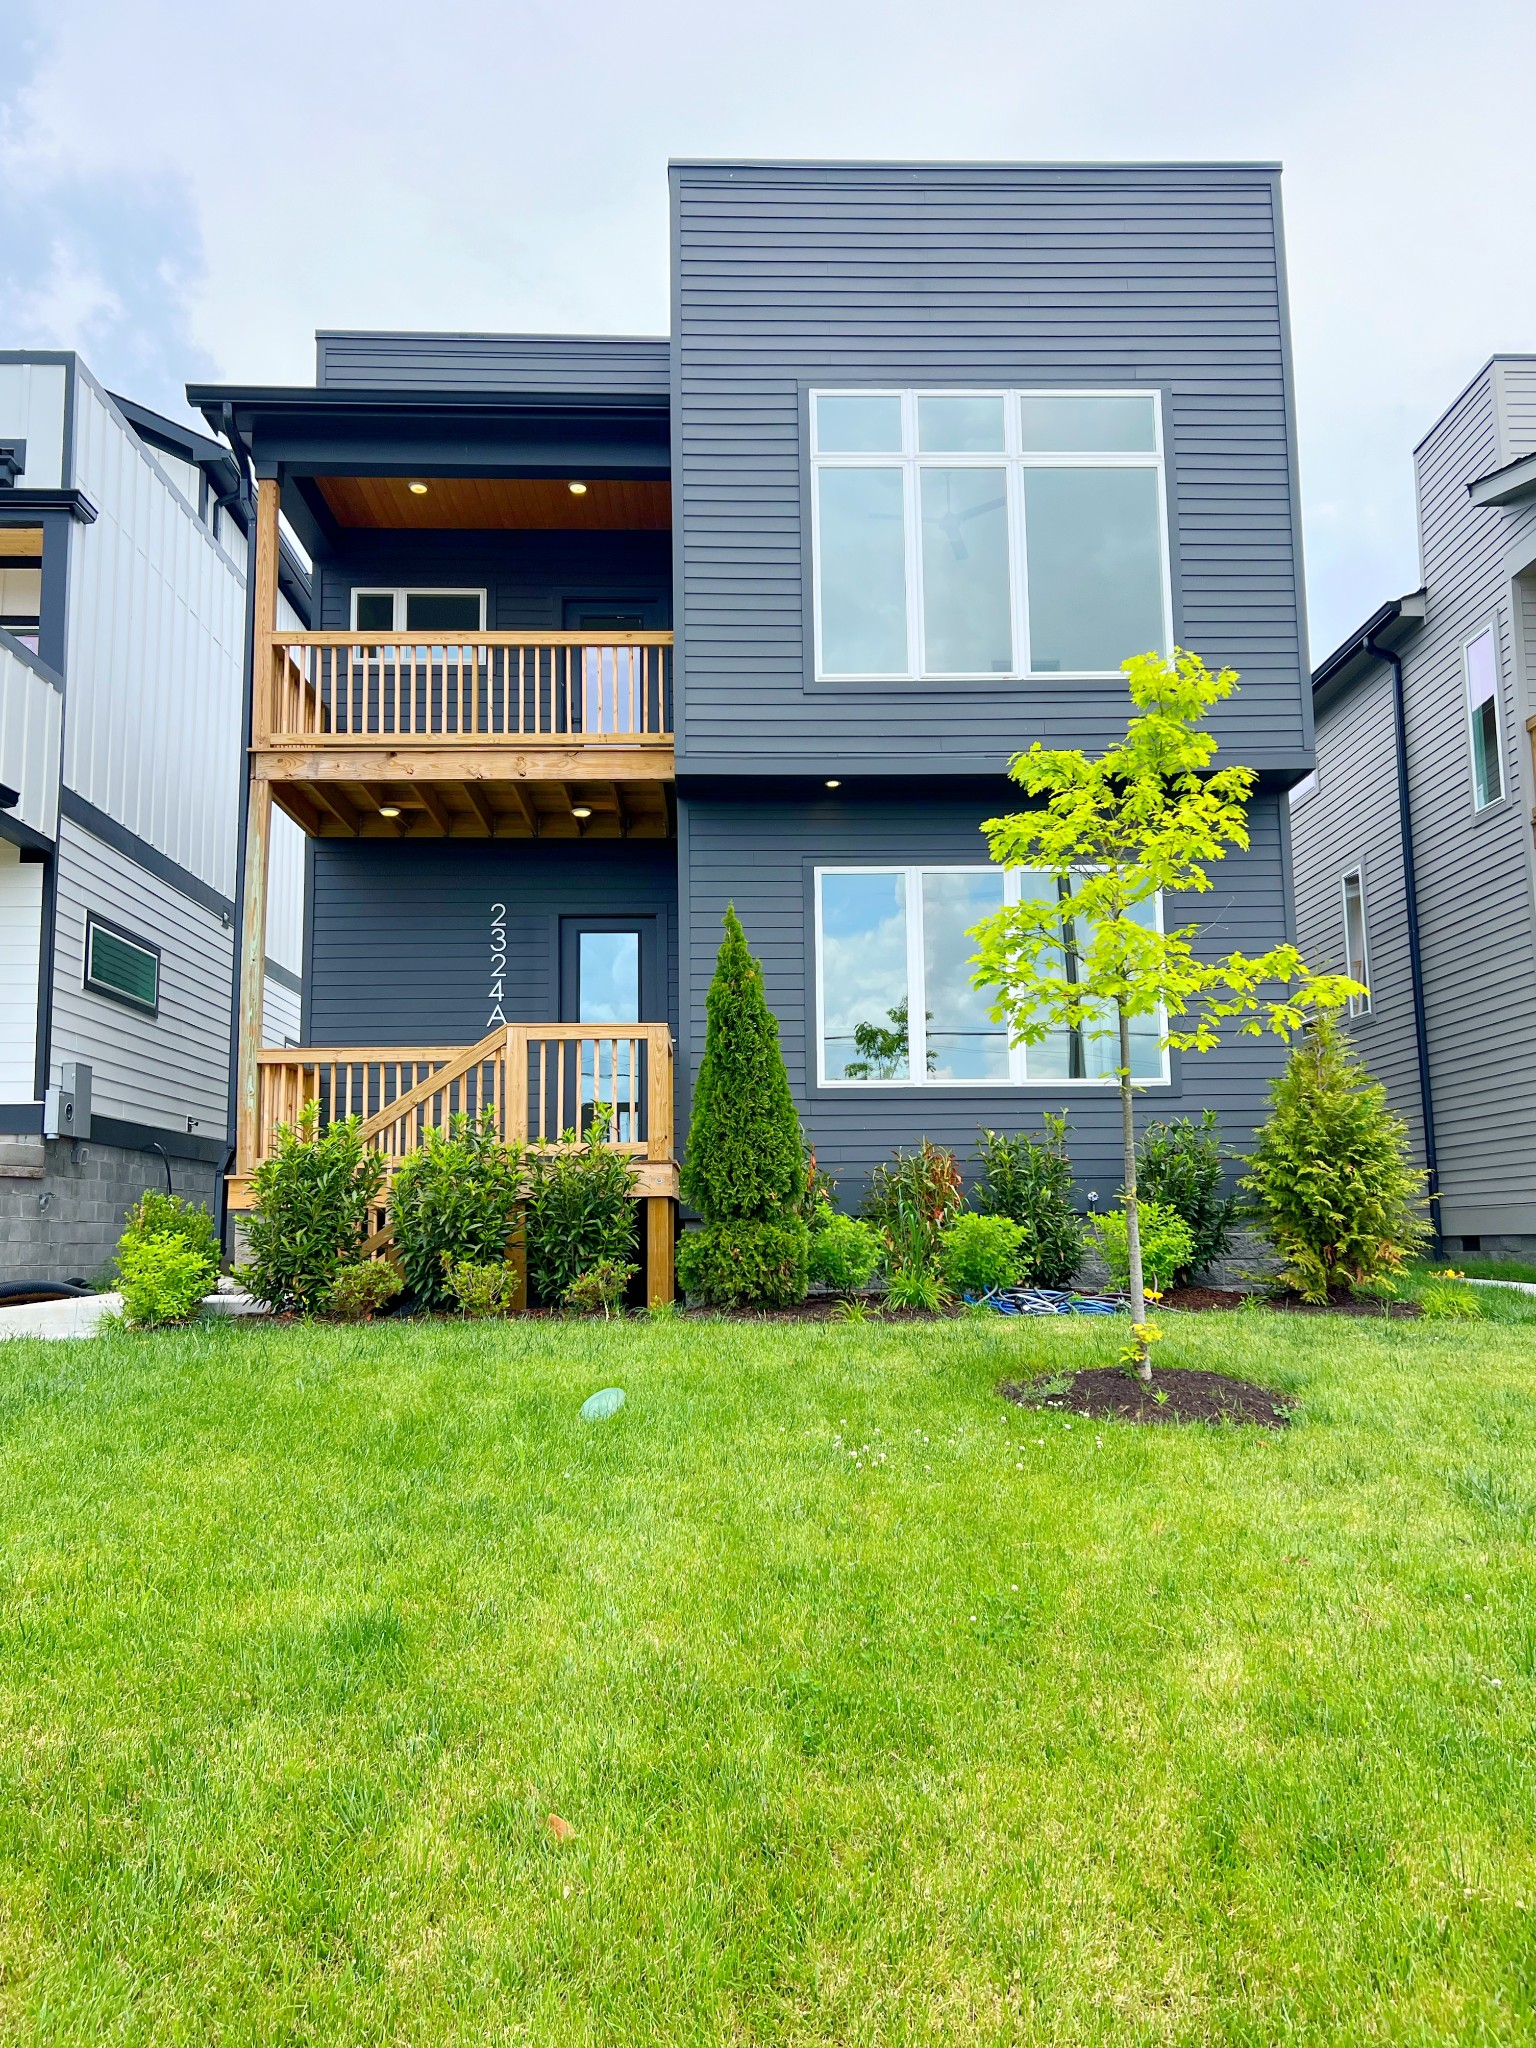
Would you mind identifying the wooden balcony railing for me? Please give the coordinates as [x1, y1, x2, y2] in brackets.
[260, 632, 673, 747]
[247, 1023, 676, 1185]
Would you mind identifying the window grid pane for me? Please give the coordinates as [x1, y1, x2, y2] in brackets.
[1465, 631, 1503, 808]
[810, 388, 1167, 681]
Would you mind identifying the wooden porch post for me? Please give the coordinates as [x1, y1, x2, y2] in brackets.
[646, 1027, 676, 1306]
[235, 478, 280, 1175]
[646, 1198, 674, 1308]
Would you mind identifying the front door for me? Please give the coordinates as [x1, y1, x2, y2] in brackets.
[559, 917, 660, 1139]
[562, 598, 668, 735]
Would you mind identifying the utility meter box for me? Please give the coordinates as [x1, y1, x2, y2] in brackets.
[43, 1061, 92, 1142]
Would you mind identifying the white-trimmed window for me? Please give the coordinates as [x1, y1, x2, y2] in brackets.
[1341, 868, 1370, 1017]
[1464, 626, 1505, 809]
[809, 389, 1172, 681]
[84, 913, 160, 1016]
[814, 865, 1167, 1087]
[350, 587, 486, 632]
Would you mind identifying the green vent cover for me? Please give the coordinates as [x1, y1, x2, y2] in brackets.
[88, 925, 158, 1010]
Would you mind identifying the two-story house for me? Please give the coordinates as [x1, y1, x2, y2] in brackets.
[193, 159, 1315, 1303]
[0, 352, 309, 1284]
[1291, 357, 1536, 1258]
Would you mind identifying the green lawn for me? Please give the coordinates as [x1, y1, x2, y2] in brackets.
[3, 1295, 1536, 2045]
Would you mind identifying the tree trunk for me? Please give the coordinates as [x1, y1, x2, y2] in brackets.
[1118, 1001, 1151, 1379]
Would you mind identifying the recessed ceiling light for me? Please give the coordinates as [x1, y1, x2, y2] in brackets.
[568, 480, 588, 496]
[378, 804, 401, 818]
[407, 481, 428, 495]
[571, 804, 593, 819]
[824, 778, 842, 789]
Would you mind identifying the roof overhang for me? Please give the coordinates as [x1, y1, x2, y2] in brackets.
[1468, 449, 1536, 509]
[1312, 590, 1427, 703]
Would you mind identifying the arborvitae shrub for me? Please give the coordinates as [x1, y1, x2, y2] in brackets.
[972, 1118, 1081, 1288]
[1242, 1014, 1430, 1300]
[676, 1217, 810, 1309]
[681, 906, 804, 1226]
[1135, 1109, 1235, 1283]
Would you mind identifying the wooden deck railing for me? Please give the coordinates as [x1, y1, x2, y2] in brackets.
[250, 1023, 675, 1178]
[260, 631, 673, 746]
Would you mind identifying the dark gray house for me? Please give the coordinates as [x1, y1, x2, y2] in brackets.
[1292, 357, 1536, 1258]
[193, 158, 1315, 1300]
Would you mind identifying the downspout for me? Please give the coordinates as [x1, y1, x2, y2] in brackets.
[217, 402, 258, 1249]
[1363, 629, 1441, 1252]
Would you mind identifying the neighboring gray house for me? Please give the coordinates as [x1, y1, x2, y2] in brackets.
[0, 353, 309, 1283]
[1291, 357, 1536, 1257]
[193, 158, 1315, 1303]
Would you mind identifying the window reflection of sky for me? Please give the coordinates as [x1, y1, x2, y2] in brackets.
[820, 872, 908, 1080]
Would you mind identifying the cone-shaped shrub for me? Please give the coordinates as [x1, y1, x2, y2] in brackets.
[681, 905, 804, 1224]
[1242, 1012, 1430, 1301]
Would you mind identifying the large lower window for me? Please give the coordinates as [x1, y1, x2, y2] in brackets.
[1464, 626, 1504, 809]
[810, 389, 1170, 681]
[815, 866, 1166, 1087]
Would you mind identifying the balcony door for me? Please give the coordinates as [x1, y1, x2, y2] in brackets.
[563, 598, 667, 735]
[559, 916, 661, 1140]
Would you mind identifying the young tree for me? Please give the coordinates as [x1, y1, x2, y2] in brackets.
[971, 649, 1359, 1376]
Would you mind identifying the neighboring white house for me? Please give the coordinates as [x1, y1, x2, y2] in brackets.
[0, 352, 308, 1283]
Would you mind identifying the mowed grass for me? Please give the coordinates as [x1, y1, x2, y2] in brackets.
[3, 1296, 1536, 2045]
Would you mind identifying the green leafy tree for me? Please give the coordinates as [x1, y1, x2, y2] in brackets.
[972, 649, 1359, 1376]
[1242, 1012, 1430, 1300]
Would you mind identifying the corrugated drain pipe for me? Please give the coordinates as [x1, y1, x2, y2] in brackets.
[1363, 629, 1441, 1253]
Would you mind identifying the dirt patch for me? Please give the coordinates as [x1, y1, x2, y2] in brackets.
[1160, 1286, 1246, 1312]
[1159, 1285, 1420, 1319]
[1000, 1366, 1292, 1428]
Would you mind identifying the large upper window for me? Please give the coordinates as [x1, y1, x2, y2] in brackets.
[1464, 626, 1504, 810]
[815, 866, 1166, 1087]
[809, 390, 1170, 681]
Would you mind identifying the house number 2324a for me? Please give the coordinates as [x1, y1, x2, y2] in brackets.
[488, 902, 508, 1028]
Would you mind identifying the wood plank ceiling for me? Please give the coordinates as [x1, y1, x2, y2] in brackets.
[272, 776, 673, 841]
[315, 476, 671, 531]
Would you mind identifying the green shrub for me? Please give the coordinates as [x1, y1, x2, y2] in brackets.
[120, 1190, 221, 1273]
[524, 1116, 637, 1308]
[444, 1258, 522, 1319]
[807, 1208, 884, 1294]
[1091, 1200, 1195, 1295]
[1136, 1110, 1235, 1282]
[1242, 1014, 1431, 1301]
[973, 1117, 1082, 1287]
[240, 1105, 385, 1315]
[885, 1265, 946, 1312]
[676, 1217, 810, 1308]
[680, 907, 804, 1225]
[389, 1110, 524, 1310]
[324, 1261, 403, 1322]
[562, 1260, 637, 1317]
[117, 1232, 216, 1327]
[938, 1213, 1026, 1296]
[863, 1140, 962, 1281]
[1420, 1275, 1482, 1321]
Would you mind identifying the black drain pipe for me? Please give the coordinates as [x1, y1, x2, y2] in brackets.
[1364, 629, 1440, 1253]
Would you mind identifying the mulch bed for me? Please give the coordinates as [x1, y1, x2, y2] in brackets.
[1001, 1366, 1292, 1428]
[1159, 1285, 1420, 1318]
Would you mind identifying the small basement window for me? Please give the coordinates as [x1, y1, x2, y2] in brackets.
[84, 914, 160, 1015]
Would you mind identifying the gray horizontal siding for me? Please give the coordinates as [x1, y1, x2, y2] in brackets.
[671, 162, 1310, 779]
[304, 840, 679, 1047]
[316, 332, 671, 397]
[679, 789, 1294, 1208]
[1288, 672, 1425, 1161]
[317, 531, 671, 631]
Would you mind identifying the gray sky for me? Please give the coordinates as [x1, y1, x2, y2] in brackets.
[3, 0, 1533, 658]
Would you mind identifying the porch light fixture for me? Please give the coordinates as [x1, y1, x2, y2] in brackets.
[824, 778, 842, 789]
[567, 480, 588, 495]
[571, 804, 593, 819]
[407, 481, 428, 495]
[378, 804, 402, 818]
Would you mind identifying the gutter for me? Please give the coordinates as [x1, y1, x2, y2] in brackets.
[1362, 627, 1441, 1252]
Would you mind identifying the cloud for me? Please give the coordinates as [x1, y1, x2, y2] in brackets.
[2, 0, 1533, 648]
